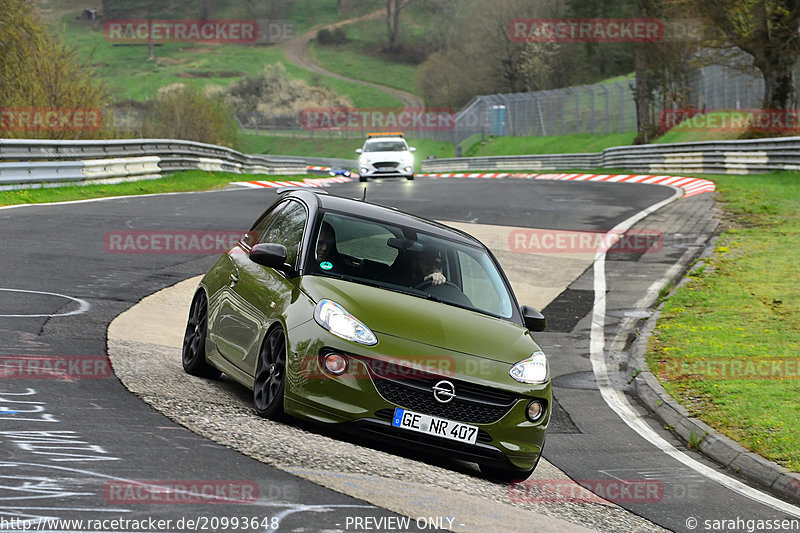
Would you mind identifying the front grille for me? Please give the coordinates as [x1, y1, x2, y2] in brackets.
[365, 358, 517, 424]
[373, 161, 399, 169]
[375, 408, 492, 443]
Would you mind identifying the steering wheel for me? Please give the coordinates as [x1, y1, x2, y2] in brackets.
[414, 279, 473, 307]
[414, 279, 461, 292]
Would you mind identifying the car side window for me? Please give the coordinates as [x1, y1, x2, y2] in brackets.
[242, 202, 287, 248]
[261, 200, 307, 266]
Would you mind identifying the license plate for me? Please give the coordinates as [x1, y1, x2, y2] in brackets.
[391, 408, 478, 444]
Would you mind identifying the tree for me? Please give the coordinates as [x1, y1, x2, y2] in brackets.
[385, 0, 420, 52]
[678, 0, 800, 108]
[415, 0, 561, 107]
[0, 0, 109, 139]
[101, 0, 194, 60]
[141, 85, 238, 147]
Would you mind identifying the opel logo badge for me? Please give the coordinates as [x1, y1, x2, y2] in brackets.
[432, 380, 456, 404]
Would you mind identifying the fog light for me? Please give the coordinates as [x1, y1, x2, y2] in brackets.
[322, 352, 348, 375]
[404, 166, 412, 173]
[526, 400, 545, 422]
[360, 167, 369, 174]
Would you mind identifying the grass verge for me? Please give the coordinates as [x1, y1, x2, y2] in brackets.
[0, 171, 304, 206]
[646, 172, 800, 471]
[466, 133, 637, 156]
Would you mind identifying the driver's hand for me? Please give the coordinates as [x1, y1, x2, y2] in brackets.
[425, 272, 446, 285]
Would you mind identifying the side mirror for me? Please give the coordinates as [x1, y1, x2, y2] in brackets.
[250, 243, 288, 270]
[355, 148, 363, 154]
[521, 305, 546, 332]
[409, 147, 416, 152]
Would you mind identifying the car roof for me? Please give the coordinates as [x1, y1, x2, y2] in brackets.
[288, 190, 480, 247]
[364, 136, 405, 143]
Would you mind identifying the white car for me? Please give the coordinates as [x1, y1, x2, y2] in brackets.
[356, 132, 415, 182]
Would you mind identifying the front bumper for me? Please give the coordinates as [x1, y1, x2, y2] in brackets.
[283, 323, 549, 470]
[359, 162, 413, 179]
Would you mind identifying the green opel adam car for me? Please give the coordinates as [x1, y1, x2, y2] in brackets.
[182, 188, 550, 480]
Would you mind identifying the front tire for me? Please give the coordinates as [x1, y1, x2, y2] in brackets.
[182, 291, 221, 379]
[407, 174, 415, 181]
[359, 175, 367, 183]
[253, 327, 287, 419]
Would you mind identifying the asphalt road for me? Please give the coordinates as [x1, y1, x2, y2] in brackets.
[1, 177, 797, 532]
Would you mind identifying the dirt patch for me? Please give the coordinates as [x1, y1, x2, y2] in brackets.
[157, 57, 189, 66]
[177, 70, 245, 79]
[178, 46, 215, 54]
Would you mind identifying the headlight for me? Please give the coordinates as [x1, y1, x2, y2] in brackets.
[314, 299, 377, 345]
[509, 351, 548, 384]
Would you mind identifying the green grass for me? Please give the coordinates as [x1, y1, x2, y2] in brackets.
[41, 2, 399, 107]
[466, 133, 637, 156]
[647, 172, 800, 471]
[238, 133, 454, 169]
[280, 59, 402, 108]
[304, 3, 431, 99]
[288, 0, 382, 33]
[0, 171, 304, 206]
[308, 40, 419, 97]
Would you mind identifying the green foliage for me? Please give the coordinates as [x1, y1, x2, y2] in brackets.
[0, 0, 110, 139]
[223, 63, 352, 125]
[317, 27, 348, 45]
[140, 86, 238, 147]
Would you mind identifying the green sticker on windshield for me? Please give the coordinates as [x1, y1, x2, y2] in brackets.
[320, 261, 333, 270]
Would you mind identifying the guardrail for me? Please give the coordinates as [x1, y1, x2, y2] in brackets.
[421, 136, 800, 174]
[4, 135, 798, 190]
[0, 138, 342, 190]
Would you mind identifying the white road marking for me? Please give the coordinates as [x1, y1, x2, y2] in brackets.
[0, 289, 90, 318]
[589, 187, 800, 517]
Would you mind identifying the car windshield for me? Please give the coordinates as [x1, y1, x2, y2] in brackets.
[307, 212, 515, 319]
[363, 141, 407, 152]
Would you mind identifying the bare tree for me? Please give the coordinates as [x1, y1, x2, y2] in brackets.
[675, 0, 800, 109]
[416, 0, 561, 107]
[385, 0, 420, 52]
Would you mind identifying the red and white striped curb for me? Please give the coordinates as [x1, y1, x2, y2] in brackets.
[234, 172, 715, 198]
[306, 165, 330, 172]
[416, 172, 715, 198]
[232, 176, 353, 189]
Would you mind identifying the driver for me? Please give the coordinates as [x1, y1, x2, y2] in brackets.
[380, 242, 447, 287]
[416, 246, 446, 286]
